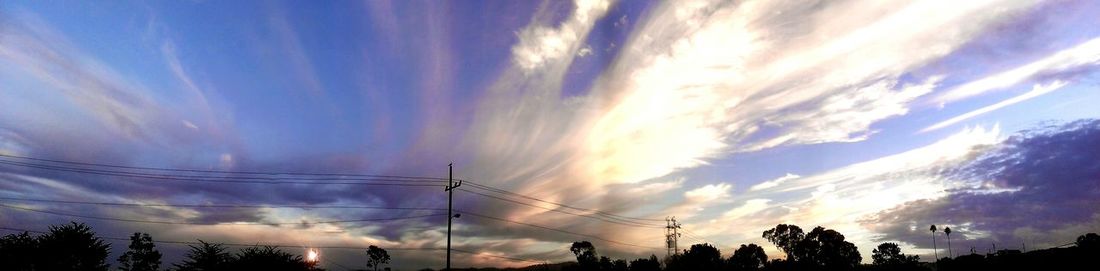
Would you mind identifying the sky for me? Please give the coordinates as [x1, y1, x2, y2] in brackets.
[1, 0, 1100, 269]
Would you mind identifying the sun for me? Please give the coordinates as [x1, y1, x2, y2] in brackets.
[306, 249, 319, 262]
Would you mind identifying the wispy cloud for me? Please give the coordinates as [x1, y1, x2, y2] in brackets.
[921, 80, 1068, 133]
[931, 37, 1100, 106]
[442, 0, 1043, 261]
[749, 173, 800, 192]
[866, 120, 1100, 256]
[267, 9, 326, 96]
[681, 125, 1003, 259]
[511, 0, 612, 72]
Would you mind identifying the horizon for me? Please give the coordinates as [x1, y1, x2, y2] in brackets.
[2, 0, 1100, 270]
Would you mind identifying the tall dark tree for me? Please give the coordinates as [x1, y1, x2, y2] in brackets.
[929, 225, 938, 261]
[871, 242, 918, 266]
[667, 243, 723, 271]
[0, 231, 38, 271]
[174, 240, 234, 271]
[599, 256, 614, 271]
[611, 259, 628, 271]
[117, 232, 162, 271]
[943, 227, 952, 259]
[628, 255, 661, 271]
[571, 241, 599, 270]
[727, 244, 767, 271]
[232, 245, 311, 271]
[35, 222, 110, 271]
[762, 224, 804, 261]
[1076, 233, 1099, 250]
[791, 226, 861, 271]
[365, 245, 390, 271]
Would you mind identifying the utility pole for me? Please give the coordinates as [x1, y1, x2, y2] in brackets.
[445, 163, 462, 271]
[665, 217, 681, 257]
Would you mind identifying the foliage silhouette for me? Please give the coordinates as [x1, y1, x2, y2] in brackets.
[0, 231, 37, 270]
[36, 222, 111, 271]
[795, 226, 861, 270]
[569, 241, 599, 271]
[727, 244, 767, 271]
[762, 224, 803, 261]
[117, 232, 162, 271]
[868, 242, 923, 271]
[231, 245, 312, 271]
[3, 222, 1098, 271]
[1076, 233, 1099, 249]
[174, 240, 234, 271]
[928, 225, 937, 261]
[666, 243, 723, 271]
[870, 242, 918, 266]
[366, 245, 391, 271]
[627, 255, 661, 271]
[762, 224, 860, 271]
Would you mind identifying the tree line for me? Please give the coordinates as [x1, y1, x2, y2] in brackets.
[0, 222, 393, 271]
[562, 224, 1100, 271]
[2, 221, 1097, 270]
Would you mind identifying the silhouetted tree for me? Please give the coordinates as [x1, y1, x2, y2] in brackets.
[571, 241, 599, 270]
[231, 245, 311, 271]
[117, 232, 162, 271]
[791, 227, 860, 271]
[366, 245, 390, 271]
[599, 256, 613, 271]
[871, 242, 919, 266]
[666, 243, 722, 271]
[943, 227, 952, 258]
[0, 231, 37, 270]
[628, 255, 661, 271]
[174, 240, 234, 271]
[36, 222, 110, 271]
[929, 225, 938, 261]
[611, 259, 628, 271]
[1076, 233, 1099, 250]
[762, 224, 804, 261]
[727, 244, 766, 271]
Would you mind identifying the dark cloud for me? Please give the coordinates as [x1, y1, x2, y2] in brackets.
[185, 208, 267, 224]
[864, 119, 1100, 249]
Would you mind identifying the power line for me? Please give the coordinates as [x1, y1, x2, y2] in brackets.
[0, 203, 445, 226]
[0, 153, 449, 181]
[0, 225, 442, 250]
[0, 226, 546, 265]
[0, 197, 446, 211]
[462, 181, 665, 222]
[0, 160, 444, 186]
[457, 188, 663, 228]
[0, 154, 665, 229]
[0, 197, 648, 258]
[458, 210, 662, 250]
[680, 228, 720, 248]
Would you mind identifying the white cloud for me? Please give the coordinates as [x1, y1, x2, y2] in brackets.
[684, 183, 733, 203]
[626, 178, 685, 195]
[577, 45, 594, 57]
[448, 0, 1040, 262]
[511, 0, 611, 71]
[921, 80, 1069, 132]
[749, 173, 800, 191]
[685, 125, 1003, 261]
[932, 37, 1100, 105]
[722, 199, 771, 219]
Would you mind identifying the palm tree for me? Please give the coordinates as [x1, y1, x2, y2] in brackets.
[944, 227, 952, 259]
[929, 225, 938, 261]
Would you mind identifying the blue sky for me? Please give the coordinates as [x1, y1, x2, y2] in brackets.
[2, 0, 1100, 269]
